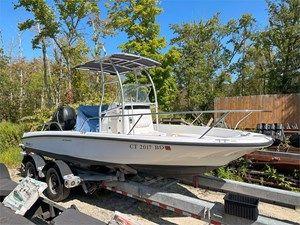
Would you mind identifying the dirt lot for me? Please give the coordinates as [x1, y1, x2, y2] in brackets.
[9, 168, 300, 225]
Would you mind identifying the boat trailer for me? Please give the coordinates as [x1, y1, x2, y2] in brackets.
[19, 151, 300, 225]
[0, 163, 144, 225]
[0, 163, 107, 225]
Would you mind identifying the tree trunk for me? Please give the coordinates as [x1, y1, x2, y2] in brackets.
[41, 38, 52, 107]
[18, 34, 23, 119]
[19, 67, 23, 117]
[66, 62, 74, 104]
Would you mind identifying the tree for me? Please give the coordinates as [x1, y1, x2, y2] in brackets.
[15, 0, 59, 107]
[0, 47, 12, 121]
[171, 14, 255, 110]
[107, 0, 179, 110]
[0, 47, 8, 69]
[107, 0, 165, 57]
[171, 16, 223, 110]
[231, 0, 300, 95]
[226, 15, 261, 96]
[259, 0, 300, 93]
[89, 5, 115, 59]
[15, 0, 101, 103]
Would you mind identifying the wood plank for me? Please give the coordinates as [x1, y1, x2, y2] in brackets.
[214, 94, 300, 129]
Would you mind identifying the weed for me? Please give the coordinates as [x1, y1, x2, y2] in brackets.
[264, 165, 297, 191]
[214, 167, 244, 182]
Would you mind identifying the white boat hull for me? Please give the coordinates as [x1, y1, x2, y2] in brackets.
[22, 128, 273, 176]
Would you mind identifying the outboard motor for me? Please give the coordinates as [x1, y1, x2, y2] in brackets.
[256, 123, 263, 134]
[274, 123, 285, 145]
[262, 123, 270, 136]
[256, 123, 285, 146]
[52, 106, 76, 130]
[289, 133, 300, 148]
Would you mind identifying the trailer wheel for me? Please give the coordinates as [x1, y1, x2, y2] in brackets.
[24, 161, 38, 179]
[45, 166, 70, 201]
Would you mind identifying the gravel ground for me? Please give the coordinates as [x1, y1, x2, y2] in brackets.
[8, 168, 300, 225]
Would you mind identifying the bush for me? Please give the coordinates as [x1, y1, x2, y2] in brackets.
[0, 122, 27, 167]
[0, 146, 22, 167]
[20, 107, 54, 130]
[0, 122, 25, 152]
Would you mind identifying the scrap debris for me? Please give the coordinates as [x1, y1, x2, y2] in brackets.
[3, 177, 47, 215]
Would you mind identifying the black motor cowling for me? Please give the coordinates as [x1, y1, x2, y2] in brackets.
[256, 123, 285, 145]
[51, 106, 76, 130]
[289, 133, 300, 148]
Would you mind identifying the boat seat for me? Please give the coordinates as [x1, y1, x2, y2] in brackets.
[75, 105, 108, 132]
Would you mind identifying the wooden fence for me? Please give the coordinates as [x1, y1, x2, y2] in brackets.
[214, 94, 300, 129]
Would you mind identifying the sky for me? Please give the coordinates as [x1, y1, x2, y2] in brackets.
[0, 0, 269, 60]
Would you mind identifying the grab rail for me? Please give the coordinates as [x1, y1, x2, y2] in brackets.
[40, 122, 63, 131]
[198, 112, 231, 139]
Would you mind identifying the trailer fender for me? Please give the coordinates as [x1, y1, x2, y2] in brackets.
[22, 153, 46, 178]
[43, 160, 81, 189]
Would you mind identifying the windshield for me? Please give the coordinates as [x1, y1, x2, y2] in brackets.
[122, 83, 151, 103]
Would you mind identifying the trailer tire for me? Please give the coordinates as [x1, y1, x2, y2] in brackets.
[45, 166, 70, 202]
[24, 161, 38, 179]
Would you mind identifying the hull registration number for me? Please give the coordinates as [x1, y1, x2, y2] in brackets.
[129, 144, 171, 151]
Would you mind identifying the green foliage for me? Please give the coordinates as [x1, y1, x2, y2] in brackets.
[107, 0, 179, 110]
[170, 14, 255, 110]
[0, 67, 17, 121]
[211, 158, 299, 191]
[212, 158, 249, 182]
[15, 0, 99, 50]
[2, 0, 298, 123]
[15, 0, 107, 105]
[260, 0, 300, 93]
[214, 167, 244, 182]
[15, 0, 59, 48]
[0, 147, 22, 167]
[0, 123, 28, 167]
[264, 165, 296, 191]
[0, 59, 46, 122]
[20, 107, 55, 128]
[0, 122, 25, 153]
[152, 47, 181, 111]
[231, 0, 300, 95]
[0, 47, 9, 69]
[107, 0, 166, 57]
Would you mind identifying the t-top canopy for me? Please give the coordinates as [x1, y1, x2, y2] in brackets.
[75, 53, 160, 75]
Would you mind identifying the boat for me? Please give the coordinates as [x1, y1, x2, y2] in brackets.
[22, 53, 273, 178]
